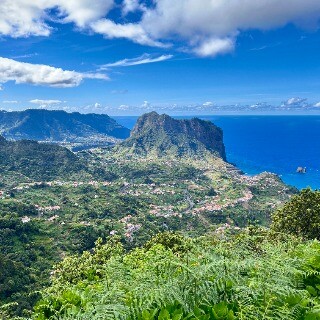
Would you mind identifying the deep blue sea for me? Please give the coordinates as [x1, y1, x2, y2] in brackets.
[113, 116, 320, 190]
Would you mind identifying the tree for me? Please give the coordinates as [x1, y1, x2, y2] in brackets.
[271, 188, 320, 239]
[144, 231, 192, 254]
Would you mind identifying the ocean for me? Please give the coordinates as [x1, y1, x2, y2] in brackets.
[113, 115, 320, 190]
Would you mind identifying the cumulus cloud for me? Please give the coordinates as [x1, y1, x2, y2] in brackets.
[0, 0, 113, 37]
[141, 101, 151, 108]
[140, 0, 320, 56]
[101, 54, 173, 69]
[57, 0, 114, 27]
[122, 0, 143, 15]
[2, 0, 320, 57]
[281, 97, 309, 109]
[286, 97, 307, 105]
[0, 57, 108, 88]
[314, 102, 320, 107]
[145, 0, 320, 35]
[193, 38, 235, 57]
[203, 101, 214, 107]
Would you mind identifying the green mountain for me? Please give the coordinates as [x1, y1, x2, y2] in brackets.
[0, 109, 130, 147]
[119, 112, 226, 160]
[0, 111, 297, 318]
[0, 136, 87, 181]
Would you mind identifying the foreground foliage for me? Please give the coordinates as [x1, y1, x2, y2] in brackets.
[0, 149, 294, 317]
[32, 231, 320, 320]
[272, 188, 320, 240]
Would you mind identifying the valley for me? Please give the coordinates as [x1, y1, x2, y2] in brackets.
[0, 112, 303, 319]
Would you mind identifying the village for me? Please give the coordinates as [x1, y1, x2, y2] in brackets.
[0, 149, 293, 242]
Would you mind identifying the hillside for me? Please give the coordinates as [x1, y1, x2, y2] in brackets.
[0, 136, 87, 181]
[0, 109, 130, 148]
[118, 112, 226, 159]
[0, 112, 297, 318]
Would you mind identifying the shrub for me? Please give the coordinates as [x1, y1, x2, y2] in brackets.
[271, 188, 320, 240]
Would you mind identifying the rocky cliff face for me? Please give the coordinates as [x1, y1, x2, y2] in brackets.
[120, 112, 226, 160]
[0, 109, 130, 142]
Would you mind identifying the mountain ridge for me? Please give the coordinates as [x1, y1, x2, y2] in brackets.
[0, 109, 130, 145]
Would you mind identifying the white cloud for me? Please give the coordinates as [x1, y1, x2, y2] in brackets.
[118, 104, 130, 110]
[314, 102, 320, 107]
[2, 0, 320, 57]
[141, 101, 151, 108]
[141, 0, 320, 38]
[280, 97, 309, 109]
[0, 1, 49, 37]
[3, 100, 18, 104]
[0, 57, 108, 88]
[140, 0, 320, 55]
[0, 85, 3, 91]
[203, 101, 214, 107]
[286, 97, 306, 105]
[30, 99, 62, 105]
[29, 99, 66, 109]
[101, 54, 173, 68]
[90, 19, 167, 47]
[193, 38, 234, 57]
[122, 0, 142, 15]
[57, 0, 114, 27]
[0, 0, 113, 37]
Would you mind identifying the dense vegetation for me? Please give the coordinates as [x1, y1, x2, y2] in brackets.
[29, 230, 320, 320]
[0, 137, 88, 181]
[0, 112, 313, 319]
[272, 188, 320, 240]
[118, 112, 226, 159]
[0, 199, 111, 318]
[0, 146, 296, 318]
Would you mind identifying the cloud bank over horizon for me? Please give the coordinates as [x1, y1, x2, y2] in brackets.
[2, 97, 320, 115]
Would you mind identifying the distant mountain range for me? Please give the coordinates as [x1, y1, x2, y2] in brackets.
[0, 109, 130, 148]
[119, 111, 226, 160]
[0, 111, 228, 182]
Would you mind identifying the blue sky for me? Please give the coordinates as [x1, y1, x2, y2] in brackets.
[1, 0, 320, 115]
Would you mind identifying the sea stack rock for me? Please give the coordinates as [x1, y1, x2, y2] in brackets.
[120, 111, 226, 160]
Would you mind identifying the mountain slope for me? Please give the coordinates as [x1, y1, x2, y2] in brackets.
[0, 136, 87, 181]
[0, 109, 130, 143]
[118, 112, 226, 160]
[0, 112, 296, 318]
